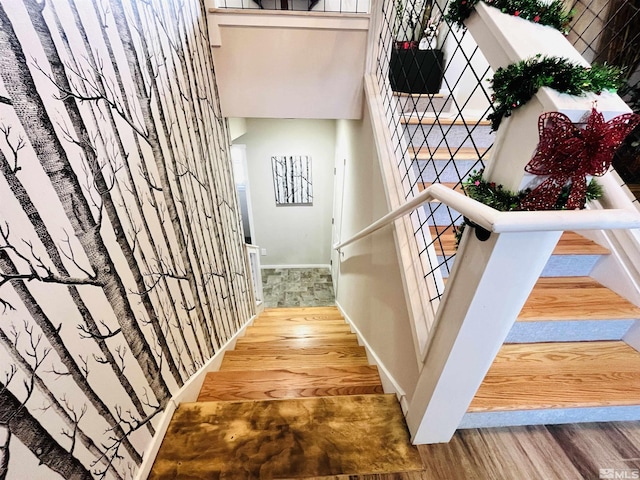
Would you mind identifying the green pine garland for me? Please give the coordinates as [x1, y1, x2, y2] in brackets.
[454, 170, 603, 246]
[445, 0, 573, 33]
[487, 55, 625, 130]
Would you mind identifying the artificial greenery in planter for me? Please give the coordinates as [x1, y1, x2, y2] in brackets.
[389, 0, 444, 94]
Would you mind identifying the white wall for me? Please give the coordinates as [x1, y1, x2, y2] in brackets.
[333, 111, 420, 405]
[241, 118, 336, 266]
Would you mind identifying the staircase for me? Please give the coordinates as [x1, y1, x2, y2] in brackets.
[149, 306, 424, 478]
[401, 113, 640, 429]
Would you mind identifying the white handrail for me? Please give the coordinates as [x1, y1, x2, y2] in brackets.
[333, 180, 640, 251]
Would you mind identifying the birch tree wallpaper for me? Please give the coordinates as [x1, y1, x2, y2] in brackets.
[0, 0, 254, 478]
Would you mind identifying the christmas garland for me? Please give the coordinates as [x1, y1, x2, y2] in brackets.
[445, 0, 573, 33]
[487, 55, 625, 130]
[463, 169, 602, 211]
[454, 169, 602, 245]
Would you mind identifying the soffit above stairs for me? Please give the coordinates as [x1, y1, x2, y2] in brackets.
[208, 9, 369, 119]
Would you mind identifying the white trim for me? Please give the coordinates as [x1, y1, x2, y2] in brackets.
[261, 264, 331, 269]
[335, 301, 409, 414]
[135, 315, 256, 480]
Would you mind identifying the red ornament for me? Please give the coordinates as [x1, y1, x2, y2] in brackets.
[514, 10, 520, 16]
[534, 15, 540, 22]
[520, 108, 640, 210]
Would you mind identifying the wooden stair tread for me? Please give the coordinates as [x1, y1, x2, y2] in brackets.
[253, 316, 347, 325]
[401, 115, 491, 126]
[260, 306, 341, 317]
[417, 182, 463, 193]
[410, 146, 489, 160]
[430, 228, 609, 256]
[234, 336, 361, 349]
[197, 365, 383, 401]
[235, 331, 358, 344]
[469, 341, 640, 412]
[220, 350, 370, 371]
[520, 277, 640, 321]
[151, 395, 423, 478]
[245, 323, 352, 335]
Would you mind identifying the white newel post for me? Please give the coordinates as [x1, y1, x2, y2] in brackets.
[406, 227, 561, 443]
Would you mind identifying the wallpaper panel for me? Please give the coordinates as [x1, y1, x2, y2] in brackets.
[0, 1, 253, 478]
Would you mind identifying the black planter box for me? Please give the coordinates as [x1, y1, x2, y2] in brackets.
[389, 48, 444, 94]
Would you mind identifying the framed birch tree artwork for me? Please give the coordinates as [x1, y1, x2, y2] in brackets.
[271, 155, 313, 205]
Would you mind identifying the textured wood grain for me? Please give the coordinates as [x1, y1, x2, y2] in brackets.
[220, 348, 370, 371]
[469, 341, 640, 411]
[245, 323, 352, 335]
[150, 395, 424, 479]
[410, 146, 489, 160]
[260, 306, 342, 317]
[417, 182, 463, 192]
[431, 228, 609, 256]
[520, 277, 640, 321]
[253, 316, 347, 326]
[234, 335, 361, 350]
[296, 422, 640, 480]
[198, 365, 383, 401]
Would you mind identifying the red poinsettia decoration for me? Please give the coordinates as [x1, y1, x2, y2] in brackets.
[520, 108, 640, 210]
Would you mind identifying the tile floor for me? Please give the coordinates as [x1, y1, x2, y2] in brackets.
[261, 268, 335, 308]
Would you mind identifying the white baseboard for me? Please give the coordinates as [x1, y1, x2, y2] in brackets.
[135, 315, 256, 480]
[261, 264, 331, 269]
[335, 301, 409, 414]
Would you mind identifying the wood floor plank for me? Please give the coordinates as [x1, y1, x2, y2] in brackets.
[520, 277, 640, 321]
[469, 341, 640, 412]
[197, 365, 383, 402]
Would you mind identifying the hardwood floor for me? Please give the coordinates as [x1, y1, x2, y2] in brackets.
[297, 422, 640, 479]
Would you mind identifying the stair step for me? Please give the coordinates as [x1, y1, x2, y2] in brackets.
[253, 316, 347, 326]
[150, 395, 424, 478]
[220, 347, 369, 371]
[520, 277, 640, 321]
[411, 146, 490, 160]
[234, 334, 361, 350]
[197, 365, 383, 401]
[418, 182, 463, 193]
[468, 341, 640, 412]
[401, 115, 491, 126]
[259, 306, 341, 317]
[431, 228, 609, 257]
[245, 323, 352, 336]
